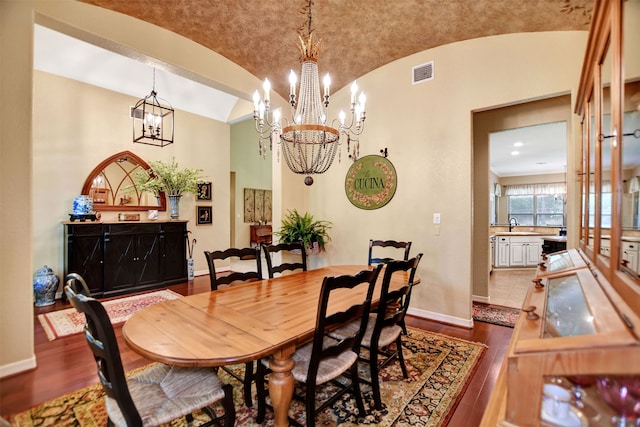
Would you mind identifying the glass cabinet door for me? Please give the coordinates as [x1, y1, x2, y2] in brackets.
[599, 44, 612, 262]
[587, 94, 596, 254]
[545, 274, 597, 337]
[618, 0, 640, 281]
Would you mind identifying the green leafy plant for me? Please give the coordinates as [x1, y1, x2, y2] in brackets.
[132, 158, 204, 197]
[274, 209, 332, 252]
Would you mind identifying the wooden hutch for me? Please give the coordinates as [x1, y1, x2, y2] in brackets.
[481, 1, 640, 425]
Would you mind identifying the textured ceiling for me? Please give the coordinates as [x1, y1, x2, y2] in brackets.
[79, 0, 594, 100]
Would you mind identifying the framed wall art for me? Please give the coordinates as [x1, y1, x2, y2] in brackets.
[243, 188, 272, 223]
[197, 182, 212, 200]
[196, 206, 212, 225]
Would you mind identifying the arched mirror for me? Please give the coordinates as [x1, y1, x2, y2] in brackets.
[81, 151, 166, 211]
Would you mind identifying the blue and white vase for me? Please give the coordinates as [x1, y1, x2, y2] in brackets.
[72, 195, 93, 215]
[33, 265, 59, 307]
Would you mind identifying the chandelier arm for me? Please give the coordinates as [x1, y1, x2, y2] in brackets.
[331, 114, 366, 138]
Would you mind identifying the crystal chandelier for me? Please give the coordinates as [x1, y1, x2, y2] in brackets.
[132, 68, 174, 147]
[253, 0, 367, 185]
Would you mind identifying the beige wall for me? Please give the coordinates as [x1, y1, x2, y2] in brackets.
[306, 34, 586, 326]
[0, 0, 589, 375]
[33, 71, 231, 280]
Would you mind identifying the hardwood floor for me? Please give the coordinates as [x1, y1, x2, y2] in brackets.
[0, 275, 513, 426]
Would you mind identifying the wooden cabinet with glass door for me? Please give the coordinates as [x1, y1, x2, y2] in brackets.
[504, 255, 640, 426]
[481, 249, 640, 426]
[481, 1, 640, 425]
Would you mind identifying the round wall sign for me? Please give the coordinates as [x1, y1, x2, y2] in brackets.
[345, 155, 397, 210]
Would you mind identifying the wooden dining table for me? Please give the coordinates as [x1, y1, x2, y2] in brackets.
[123, 265, 418, 427]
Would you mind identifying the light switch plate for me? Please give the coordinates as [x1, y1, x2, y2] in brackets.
[433, 213, 441, 224]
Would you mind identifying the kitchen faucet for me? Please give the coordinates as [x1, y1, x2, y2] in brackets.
[509, 217, 518, 232]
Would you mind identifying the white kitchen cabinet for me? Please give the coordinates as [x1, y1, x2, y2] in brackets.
[508, 236, 543, 267]
[496, 236, 510, 267]
[621, 240, 639, 273]
[509, 241, 526, 266]
[494, 235, 546, 268]
[600, 237, 611, 257]
[525, 241, 542, 265]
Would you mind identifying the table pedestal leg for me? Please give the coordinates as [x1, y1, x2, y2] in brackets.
[269, 350, 295, 427]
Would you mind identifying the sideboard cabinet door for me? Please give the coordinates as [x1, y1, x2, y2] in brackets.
[162, 222, 188, 283]
[64, 223, 104, 295]
[103, 223, 162, 296]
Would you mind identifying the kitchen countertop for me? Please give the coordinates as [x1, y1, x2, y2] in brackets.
[493, 231, 546, 236]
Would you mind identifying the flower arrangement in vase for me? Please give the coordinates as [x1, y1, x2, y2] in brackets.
[132, 158, 204, 219]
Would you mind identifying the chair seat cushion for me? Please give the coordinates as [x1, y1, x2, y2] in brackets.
[331, 314, 403, 349]
[261, 336, 358, 386]
[105, 363, 226, 426]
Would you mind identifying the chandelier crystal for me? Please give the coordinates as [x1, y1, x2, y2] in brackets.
[253, 0, 367, 185]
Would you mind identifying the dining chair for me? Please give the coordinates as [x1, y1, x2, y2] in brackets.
[367, 239, 412, 266]
[255, 264, 383, 427]
[64, 277, 235, 427]
[204, 246, 262, 407]
[261, 242, 307, 278]
[65, 272, 92, 296]
[330, 253, 423, 410]
[204, 246, 263, 290]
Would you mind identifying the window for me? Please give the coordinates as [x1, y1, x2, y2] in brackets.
[506, 183, 566, 226]
[509, 195, 534, 225]
[536, 194, 565, 226]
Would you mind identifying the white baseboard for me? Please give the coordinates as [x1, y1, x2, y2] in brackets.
[407, 307, 474, 328]
[0, 355, 36, 378]
[472, 294, 491, 304]
[194, 269, 211, 277]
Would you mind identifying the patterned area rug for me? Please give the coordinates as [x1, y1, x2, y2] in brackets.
[9, 329, 486, 427]
[472, 302, 520, 328]
[37, 289, 182, 341]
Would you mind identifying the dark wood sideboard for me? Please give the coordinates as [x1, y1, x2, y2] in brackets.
[63, 221, 188, 297]
[250, 224, 272, 247]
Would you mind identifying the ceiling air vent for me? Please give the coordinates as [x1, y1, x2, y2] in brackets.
[412, 61, 434, 85]
[129, 106, 144, 120]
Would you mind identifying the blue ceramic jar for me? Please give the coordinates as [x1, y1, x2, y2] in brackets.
[72, 195, 93, 215]
[33, 265, 59, 307]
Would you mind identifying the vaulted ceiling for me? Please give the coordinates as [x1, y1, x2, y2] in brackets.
[79, 0, 594, 100]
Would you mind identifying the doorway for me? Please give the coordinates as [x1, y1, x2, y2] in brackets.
[472, 94, 573, 304]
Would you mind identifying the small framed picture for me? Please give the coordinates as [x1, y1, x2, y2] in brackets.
[197, 206, 212, 225]
[197, 182, 212, 200]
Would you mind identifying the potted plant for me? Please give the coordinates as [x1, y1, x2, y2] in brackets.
[132, 158, 204, 219]
[274, 209, 332, 254]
